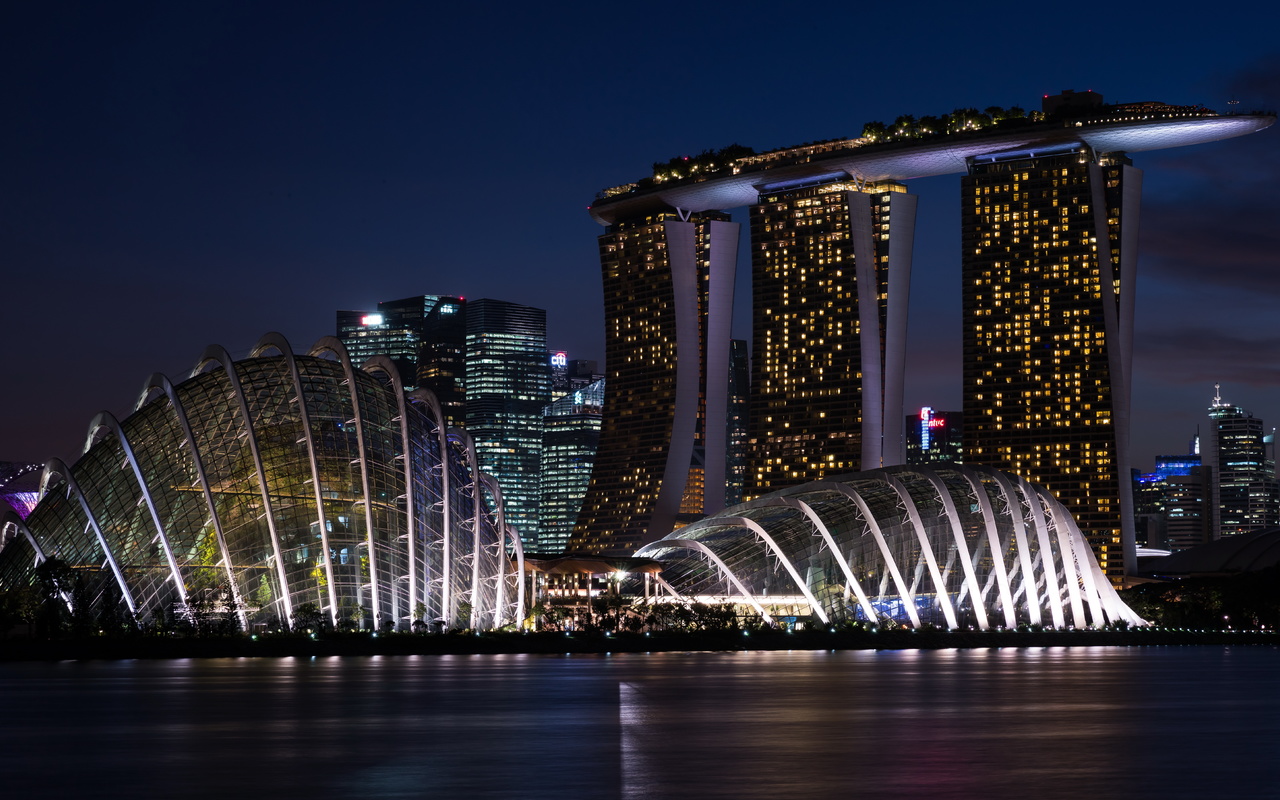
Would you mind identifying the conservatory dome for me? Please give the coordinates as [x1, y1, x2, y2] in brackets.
[0, 333, 523, 631]
[635, 463, 1141, 629]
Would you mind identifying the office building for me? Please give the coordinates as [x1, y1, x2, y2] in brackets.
[336, 294, 466, 417]
[417, 296, 467, 426]
[1205, 388, 1279, 536]
[1133, 446, 1212, 552]
[466, 299, 551, 550]
[540, 378, 604, 553]
[905, 408, 963, 465]
[550, 352, 602, 397]
[748, 179, 916, 493]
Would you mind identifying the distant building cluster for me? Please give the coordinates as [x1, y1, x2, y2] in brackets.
[1133, 387, 1280, 554]
[336, 294, 606, 554]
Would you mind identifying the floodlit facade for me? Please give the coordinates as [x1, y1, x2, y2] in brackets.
[636, 464, 1143, 630]
[961, 145, 1137, 582]
[0, 334, 524, 631]
[748, 179, 916, 491]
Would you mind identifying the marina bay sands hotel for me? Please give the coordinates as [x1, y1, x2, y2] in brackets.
[567, 90, 1273, 581]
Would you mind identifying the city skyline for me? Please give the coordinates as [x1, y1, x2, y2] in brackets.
[4, 4, 1279, 483]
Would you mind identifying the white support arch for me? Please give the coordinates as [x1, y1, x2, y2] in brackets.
[881, 474, 961, 630]
[1019, 475, 1066, 628]
[919, 471, 990, 630]
[447, 427, 485, 630]
[83, 412, 189, 612]
[644, 538, 773, 624]
[309, 336, 381, 630]
[718, 516, 829, 625]
[251, 334, 340, 626]
[192, 344, 294, 625]
[39, 459, 137, 615]
[407, 388, 452, 623]
[360, 354, 420, 628]
[987, 470, 1042, 626]
[742, 495, 880, 625]
[86, 411, 188, 611]
[135, 373, 247, 628]
[955, 466, 1017, 628]
[1041, 493, 1087, 628]
[827, 484, 922, 628]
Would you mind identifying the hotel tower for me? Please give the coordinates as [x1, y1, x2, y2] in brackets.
[575, 94, 1273, 572]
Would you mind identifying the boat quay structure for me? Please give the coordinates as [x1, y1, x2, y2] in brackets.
[0, 334, 525, 632]
[570, 95, 1274, 587]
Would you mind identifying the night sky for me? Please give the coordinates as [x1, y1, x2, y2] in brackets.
[4, 3, 1278, 472]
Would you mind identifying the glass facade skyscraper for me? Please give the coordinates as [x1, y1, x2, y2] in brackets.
[465, 299, 551, 550]
[540, 378, 604, 554]
[1206, 389, 1279, 537]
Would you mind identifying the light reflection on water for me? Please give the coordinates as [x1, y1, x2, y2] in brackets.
[1, 647, 1277, 798]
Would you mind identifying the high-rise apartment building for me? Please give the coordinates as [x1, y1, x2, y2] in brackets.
[748, 180, 916, 493]
[570, 212, 739, 554]
[1205, 388, 1279, 537]
[961, 140, 1140, 580]
[540, 378, 604, 554]
[465, 299, 551, 550]
[905, 407, 963, 465]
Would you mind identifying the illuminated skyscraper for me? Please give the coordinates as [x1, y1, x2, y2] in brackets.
[417, 296, 467, 426]
[748, 179, 915, 493]
[570, 212, 739, 553]
[906, 407, 963, 465]
[336, 294, 465, 411]
[961, 142, 1139, 580]
[465, 299, 551, 550]
[540, 378, 604, 553]
[1206, 388, 1279, 537]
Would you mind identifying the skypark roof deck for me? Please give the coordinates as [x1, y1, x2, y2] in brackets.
[588, 111, 1274, 225]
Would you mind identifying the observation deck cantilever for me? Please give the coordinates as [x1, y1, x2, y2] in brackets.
[588, 112, 1275, 226]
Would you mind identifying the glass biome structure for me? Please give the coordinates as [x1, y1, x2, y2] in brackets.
[635, 464, 1142, 629]
[0, 333, 524, 631]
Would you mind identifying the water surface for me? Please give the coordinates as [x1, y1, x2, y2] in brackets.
[1, 647, 1275, 798]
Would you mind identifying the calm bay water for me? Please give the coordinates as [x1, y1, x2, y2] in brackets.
[1, 647, 1277, 798]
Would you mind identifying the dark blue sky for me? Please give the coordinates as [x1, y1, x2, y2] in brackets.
[4, 3, 1278, 468]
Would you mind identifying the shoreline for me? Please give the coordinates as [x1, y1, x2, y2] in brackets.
[1, 627, 1274, 662]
